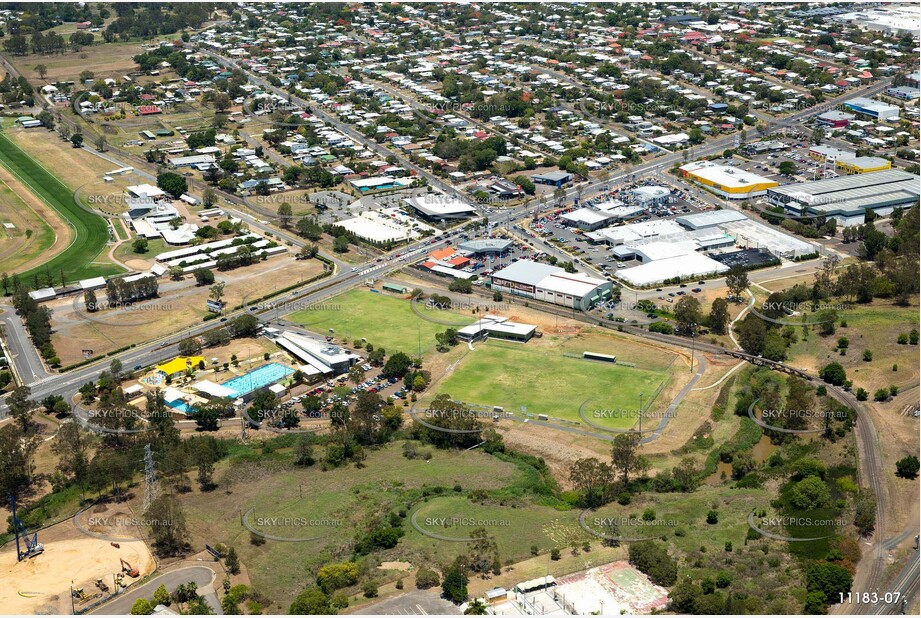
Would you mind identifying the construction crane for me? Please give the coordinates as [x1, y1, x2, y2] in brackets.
[9, 495, 44, 560]
[120, 558, 139, 578]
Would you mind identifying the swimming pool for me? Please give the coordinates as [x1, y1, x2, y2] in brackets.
[166, 400, 194, 414]
[221, 362, 294, 398]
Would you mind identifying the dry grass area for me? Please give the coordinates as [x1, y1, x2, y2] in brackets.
[11, 41, 150, 83]
[0, 164, 69, 275]
[49, 256, 324, 365]
[0, 514, 154, 615]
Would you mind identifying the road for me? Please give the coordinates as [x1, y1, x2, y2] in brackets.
[89, 565, 220, 615]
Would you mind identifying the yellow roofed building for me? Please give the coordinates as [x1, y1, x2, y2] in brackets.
[156, 356, 204, 377]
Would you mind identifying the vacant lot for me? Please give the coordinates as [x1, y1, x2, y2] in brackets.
[180, 442, 522, 610]
[288, 288, 477, 355]
[10, 41, 150, 83]
[431, 336, 673, 429]
[784, 301, 919, 396]
[0, 131, 120, 283]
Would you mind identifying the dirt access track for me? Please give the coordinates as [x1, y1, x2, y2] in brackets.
[0, 510, 155, 615]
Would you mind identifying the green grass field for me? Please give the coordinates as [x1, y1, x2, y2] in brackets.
[0, 131, 122, 283]
[433, 340, 670, 428]
[406, 494, 579, 561]
[287, 288, 476, 355]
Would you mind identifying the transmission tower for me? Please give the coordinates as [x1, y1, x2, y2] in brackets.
[142, 444, 158, 513]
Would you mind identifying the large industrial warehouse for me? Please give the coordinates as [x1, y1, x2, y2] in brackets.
[678, 161, 779, 199]
[490, 260, 613, 309]
[766, 169, 920, 227]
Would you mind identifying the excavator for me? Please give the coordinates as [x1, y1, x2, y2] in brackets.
[120, 558, 139, 578]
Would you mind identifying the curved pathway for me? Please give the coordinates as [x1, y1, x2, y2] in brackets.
[89, 565, 220, 615]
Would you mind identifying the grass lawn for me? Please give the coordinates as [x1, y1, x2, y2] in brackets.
[287, 288, 476, 355]
[432, 339, 670, 429]
[113, 237, 169, 263]
[0, 131, 122, 283]
[406, 494, 578, 562]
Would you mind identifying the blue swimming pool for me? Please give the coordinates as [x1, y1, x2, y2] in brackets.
[221, 362, 294, 398]
[166, 400, 194, 413]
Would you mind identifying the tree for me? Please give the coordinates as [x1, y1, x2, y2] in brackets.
[415, 568, 440, 589]
[6, 386, 34, 433]
[225, 546, 240, 574]
[805, 563, 852, 612]
[131, 599, 154, 615]
[790, 475, 831, 510]
[895, 455, 920, 479]
[289, 587, 333, 615]
[193, 440, 216, 490]
[52, 422, 89, 484]
[448, 278, 473, 294]
[278, 203, 293, 228]
[0, 425, 39, 501]
[819, 362, 847, 386]
[147, 493, 190, 556]
[178, 338, 202, 356]
[316, 562, 359, 593]
[778, 161, 797, 176]
[382, 352, 412, 378]
[736, 314, 766, 356]
[725, 266, 749, 300]
[442, 563, 468, 604]
[34, 64, 48, 80]
[194, 268, 215, 286]
[209, 281, 226, 307]
[854, 490, 876, 537]
[569, 457, 614, 507]
[132, 238, 149, 253]
[674, 296, 701, 334]
[153, 585, 171, 607]
[71, 133, 84, 148]
[465, 599, 489, 615]
[333, 235, 349, 253]
[628, 541, 678, 586]
[157, 172, 188, 198]
[348, 365, 365, 385]
[610, 433, 646, 485]
[708, 297, 730, 335]
[294, 435, 315, 466]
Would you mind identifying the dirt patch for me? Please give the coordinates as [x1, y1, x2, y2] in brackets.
[378, 561, 412, 571]
[0, 514, 154, 615]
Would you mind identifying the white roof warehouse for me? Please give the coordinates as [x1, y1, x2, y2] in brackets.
[490, 260, 613, 309]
